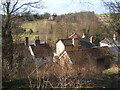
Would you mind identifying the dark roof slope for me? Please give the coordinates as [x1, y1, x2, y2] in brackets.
[30, 44, 53, 58]
[61, 38, 95, 48]
[66, 46, 113, 65]
[100, 38, 120, 45]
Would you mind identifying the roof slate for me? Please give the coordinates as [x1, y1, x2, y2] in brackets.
[30, 44, 53, 58]
[61, 38, 95, 48]
[65, 46, 113, 65]
[100, 38, 120, 45]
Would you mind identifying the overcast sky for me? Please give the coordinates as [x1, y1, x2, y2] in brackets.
[0, 0, 112, 15]
[40, 0, 109, 15]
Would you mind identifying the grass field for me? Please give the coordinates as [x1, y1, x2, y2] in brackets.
[13, 34, 38, 43]
[21, 19, 56, 32]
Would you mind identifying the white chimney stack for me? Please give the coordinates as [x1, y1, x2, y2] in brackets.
[82, 33, 86, 38]
[113, 33, 116, 41]
[72, 38, 79, 47]
[90, 36, 93, 43]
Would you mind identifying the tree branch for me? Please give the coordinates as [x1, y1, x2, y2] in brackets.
[10, 0, 19, 14]
[12, 0, 42, 13]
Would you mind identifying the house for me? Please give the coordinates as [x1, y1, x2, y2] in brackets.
[100, 34, 120, 61]
[25, 36, 53, 66]
[48, 15, 54, 20]
[100, 37, 120, 47]
[59, 47, 113, 70]
[55, 33, 95, 56]
[54, 33, 113, 71]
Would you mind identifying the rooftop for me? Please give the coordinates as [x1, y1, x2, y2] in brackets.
[65, 46, 113, 65]
[60, 38, 95, 48]
[100, 38, 120, 45]
[30, 44, 53, 58]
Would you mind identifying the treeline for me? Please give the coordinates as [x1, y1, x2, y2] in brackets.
[15, 11, 57, 21]
[10, 11, 108, 47]
[16, 11, 107, 47]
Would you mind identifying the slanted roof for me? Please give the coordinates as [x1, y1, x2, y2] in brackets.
[13, 43, 33, 60]
[60, 38, 95, 48]
[66, 46, 113, 65]
[30, 44, 53, 58]
[68, 32, 81, 39]
[100, 38, 120, 45]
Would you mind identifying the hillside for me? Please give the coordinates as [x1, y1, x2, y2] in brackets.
[19, 11, 106, 47]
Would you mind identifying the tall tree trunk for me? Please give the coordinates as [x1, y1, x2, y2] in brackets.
[2, 14, 13, 69]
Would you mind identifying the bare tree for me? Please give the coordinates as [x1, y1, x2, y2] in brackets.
[101, 0, 120, 74]
[1, 0, 43, 68]
[102, 0, 120, 35]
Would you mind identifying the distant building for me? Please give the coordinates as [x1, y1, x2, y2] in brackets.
[59, 46, 112, 70]
[56, 38, 95, 56]
[48, 15, 54, 20]
[55, 33, 95, 56]
[54, 33, 113, 70]
[99, 34, 120, 61]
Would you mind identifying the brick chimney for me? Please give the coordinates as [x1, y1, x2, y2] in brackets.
[35, 36, 40, 45]
[25, 37, 29, 46]
[90, 36, 93, 43]
[72, 38, 79, 47]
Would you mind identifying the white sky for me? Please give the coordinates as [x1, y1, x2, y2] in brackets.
[40, 0, 109, 15]
[0, 0, 114, 15]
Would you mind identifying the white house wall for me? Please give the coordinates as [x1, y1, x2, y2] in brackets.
[29, 45, 35, 59]
[56, 40, 65, 56]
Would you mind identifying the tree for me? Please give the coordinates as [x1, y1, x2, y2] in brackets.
[102, 0, 120, 35]
[43, 12, 51, 19]
[102, 0, 120, 71]
[1, 0, 43, 68]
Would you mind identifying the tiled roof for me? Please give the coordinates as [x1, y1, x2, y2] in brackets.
[66, 46, 113, 65]
[61, 38, 95, 48]
[30, 44, 53, 58]
[100, 38, 120, 45]
[13, 43, 32, 60]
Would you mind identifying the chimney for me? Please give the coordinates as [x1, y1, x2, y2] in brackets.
[72, 38, 79, 47]
[25, 37, 29, 46]
[82, 33, 86, 38]
[90, 36, 93, 43]
[113, 33, 116, 41]
[35, 36, 40, 46]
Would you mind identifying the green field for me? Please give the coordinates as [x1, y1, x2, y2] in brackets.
[21, 19, 56, 32]
[13, 34, 38, 43]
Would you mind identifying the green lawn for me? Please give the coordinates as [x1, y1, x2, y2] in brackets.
[13, 34, 38, 43]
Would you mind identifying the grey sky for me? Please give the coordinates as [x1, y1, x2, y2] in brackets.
[0, 0, 112, 15]
[40, 0, 109, 15]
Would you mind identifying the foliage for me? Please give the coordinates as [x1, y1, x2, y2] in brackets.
[20, 11, 105, 47]
[1, 0, 43, 69]
[102, 0, 120, 35]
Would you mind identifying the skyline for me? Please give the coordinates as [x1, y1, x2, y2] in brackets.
[0, 0, 112, 15]
[40, 0, 109, 15]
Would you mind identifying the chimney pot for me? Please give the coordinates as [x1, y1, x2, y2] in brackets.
[82, 33, 86, 38]
[35, 36, 40, 45]
[25, 37, 29, 46]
